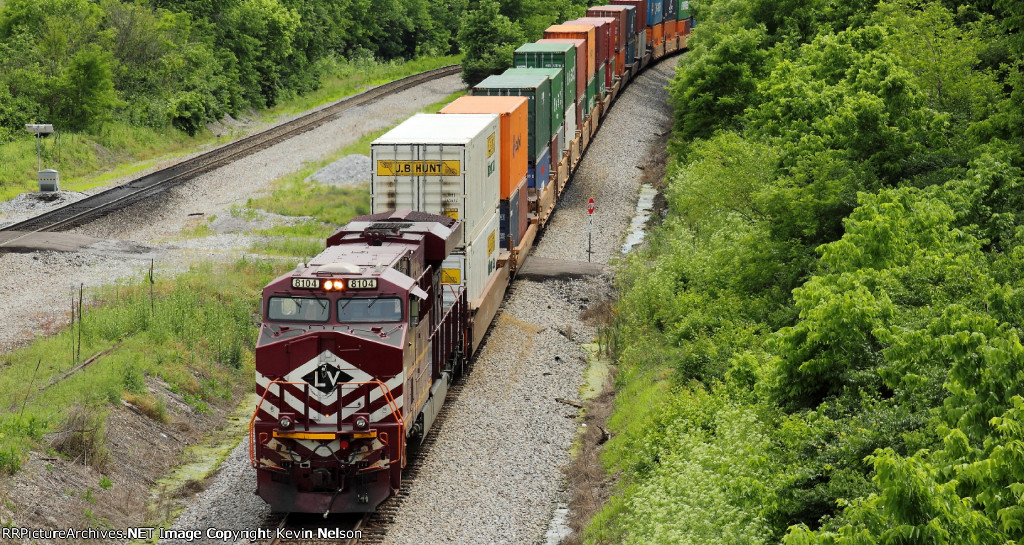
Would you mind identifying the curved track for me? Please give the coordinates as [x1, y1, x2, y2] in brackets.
[0, 65, 460, 245]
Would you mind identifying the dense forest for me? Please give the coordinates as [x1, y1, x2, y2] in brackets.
[591, 0, 1024, 543]
[0, 0, 594, 145]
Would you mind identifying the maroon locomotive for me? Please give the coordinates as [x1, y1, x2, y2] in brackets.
[249, 211, 469, 514]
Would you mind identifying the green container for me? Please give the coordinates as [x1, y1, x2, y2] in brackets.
[586, 75, 597, 117]
[503, 67, 564, 141]
[678, 0, 690, 19]
[513, 43, 578, 109]
[595, 63, 608, 100]
[473, 74, 552, 164]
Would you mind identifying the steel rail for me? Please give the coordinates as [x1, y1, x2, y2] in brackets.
[0, 65, 461, 246]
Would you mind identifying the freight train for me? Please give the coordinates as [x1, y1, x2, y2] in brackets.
[249, 0, 695, 515]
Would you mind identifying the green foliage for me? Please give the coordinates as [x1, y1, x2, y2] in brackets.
[593, 0, 1024, 542]
[457, 0, 524, 86]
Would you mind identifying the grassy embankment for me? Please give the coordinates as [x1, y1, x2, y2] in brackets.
[0, 55, 461, 203]
[0, 84, 466, 507]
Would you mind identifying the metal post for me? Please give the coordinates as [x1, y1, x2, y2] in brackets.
[35, 134, 41, 172]
[588, 214, 593, 263]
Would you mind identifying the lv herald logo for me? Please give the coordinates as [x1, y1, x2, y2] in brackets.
[302, 363, 353, 395]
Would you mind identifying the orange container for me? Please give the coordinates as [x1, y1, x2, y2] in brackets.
[615, 49, 624, 77]
[664, 20, 676, 39]
[544, 25, 597, 81]
[441, 96, 529, 199]
[653, 22, 664, 45]
[679, 18, 691, 37]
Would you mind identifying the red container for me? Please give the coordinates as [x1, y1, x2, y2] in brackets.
[543, 26, 597, 81]
[515, 177, 528, 242]
[610, 0, 647, 31]
[567, 17, 616, 66]
[587, 6, 628, 50]
[537, 38, 587, 107]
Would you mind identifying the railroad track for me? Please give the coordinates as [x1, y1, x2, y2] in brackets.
[0, 64, 460, 247]
[252, 374, 469, 545]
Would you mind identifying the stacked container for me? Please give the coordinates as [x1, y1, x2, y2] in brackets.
[586, 6, 630, 76]
[664, 0, 678, 41]
[647, 0, 664, 45]
[504, 67, 564, 167]
[543, 25, 597, 118]
[440, 96, 529, 250]
[472, 73, 552, 190]
[610, 0, 647, 56]
[678, 0, 692, 39]
[440, 211, 499, 307]
[522, 40, 582, 131]
[566, 18, 616, 90]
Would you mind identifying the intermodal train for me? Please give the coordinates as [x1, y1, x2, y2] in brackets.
[248, 0, 695, 515]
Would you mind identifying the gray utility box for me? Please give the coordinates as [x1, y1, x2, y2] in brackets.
[38, 169, 59, 192]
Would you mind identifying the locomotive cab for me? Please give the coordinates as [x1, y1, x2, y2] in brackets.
[251, 211, 466, 514]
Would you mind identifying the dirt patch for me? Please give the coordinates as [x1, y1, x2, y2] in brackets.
[0, 378, 246, 542]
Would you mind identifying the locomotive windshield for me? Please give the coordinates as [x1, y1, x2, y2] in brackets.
[337, 297, 403, 323]
[267, 296, 330, 323]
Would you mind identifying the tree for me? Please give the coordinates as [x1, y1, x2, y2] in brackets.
[457, 0, 524, 86]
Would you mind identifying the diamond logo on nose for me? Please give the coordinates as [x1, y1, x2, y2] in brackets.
[302, 364, 353, 395]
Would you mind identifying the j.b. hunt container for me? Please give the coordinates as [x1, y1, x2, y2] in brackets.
[441, 210, 499, 308]
[371, 113, 500, 246]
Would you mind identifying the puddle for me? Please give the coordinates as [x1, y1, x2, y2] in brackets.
[544, 506, 573, 545]
[580, 343, 611, 402]
[621, 184, 657, 254]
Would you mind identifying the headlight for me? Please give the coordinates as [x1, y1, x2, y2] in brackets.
[279, 415, 293, 429]
[354, 416, 368, 429]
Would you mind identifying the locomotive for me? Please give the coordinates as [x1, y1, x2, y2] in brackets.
[249, 0, 695, 515]
[250, 211, 469, 513]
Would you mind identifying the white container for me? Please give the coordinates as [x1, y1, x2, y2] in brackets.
[564, 104, 577, 142]
[440, 211, 499, 307]
[372, 113, 501, 245]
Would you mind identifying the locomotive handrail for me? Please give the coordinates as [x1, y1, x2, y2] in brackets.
[249, 378, 407, 470]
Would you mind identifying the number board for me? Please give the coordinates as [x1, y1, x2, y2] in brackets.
[347, 278, 378, 290]
[291, 278, 320, 289]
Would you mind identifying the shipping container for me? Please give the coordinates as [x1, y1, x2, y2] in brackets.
[472, 73, 552, 167]
[564, 103, 577, 142]
[499, 177, 527, 249]
[678, 0, 690, 19]
[610, 0, 647, 32]
[440, 96, 528, 201]
[544, 25, 596, 82]
[514, 42, 578, 110]
[441, 211, 499, 307]
[528, 146, 551, 189]
[551, 127, 565, 169]
[665, 20, 676, 40]
[651, 22, 664, 45]
[625, 39, 636, 66]
[371, 113, 500, 246]
[647, 0, 663, 25]
[586, 6, 628, 50]
[503, 67, 565, 146]
[664, 0, 678, 21]
[679, 18, 690, 37]
[566, 18, 615, 68]
[535, 39, 586, 113]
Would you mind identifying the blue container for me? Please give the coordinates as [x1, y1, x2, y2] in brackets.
[499, 188, 521, 249]
[625, 39, 636, 66]
[527, 146, 552, 189]
[648, 0, 663, 25]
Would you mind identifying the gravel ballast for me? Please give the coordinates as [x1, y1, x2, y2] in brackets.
[0, 58, 676, 544]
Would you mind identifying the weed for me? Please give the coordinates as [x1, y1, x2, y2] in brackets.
[83, 487, 96, 504]
[124, 393, 168, 423]
[50, 404, 110, 470]
[0, 448, 21, 475]
[99, 475, 112, 490]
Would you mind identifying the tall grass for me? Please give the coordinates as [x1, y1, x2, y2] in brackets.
[0, 259, 287, 471]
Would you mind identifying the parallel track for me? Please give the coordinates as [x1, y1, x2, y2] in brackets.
[0, 65, 460, 246]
